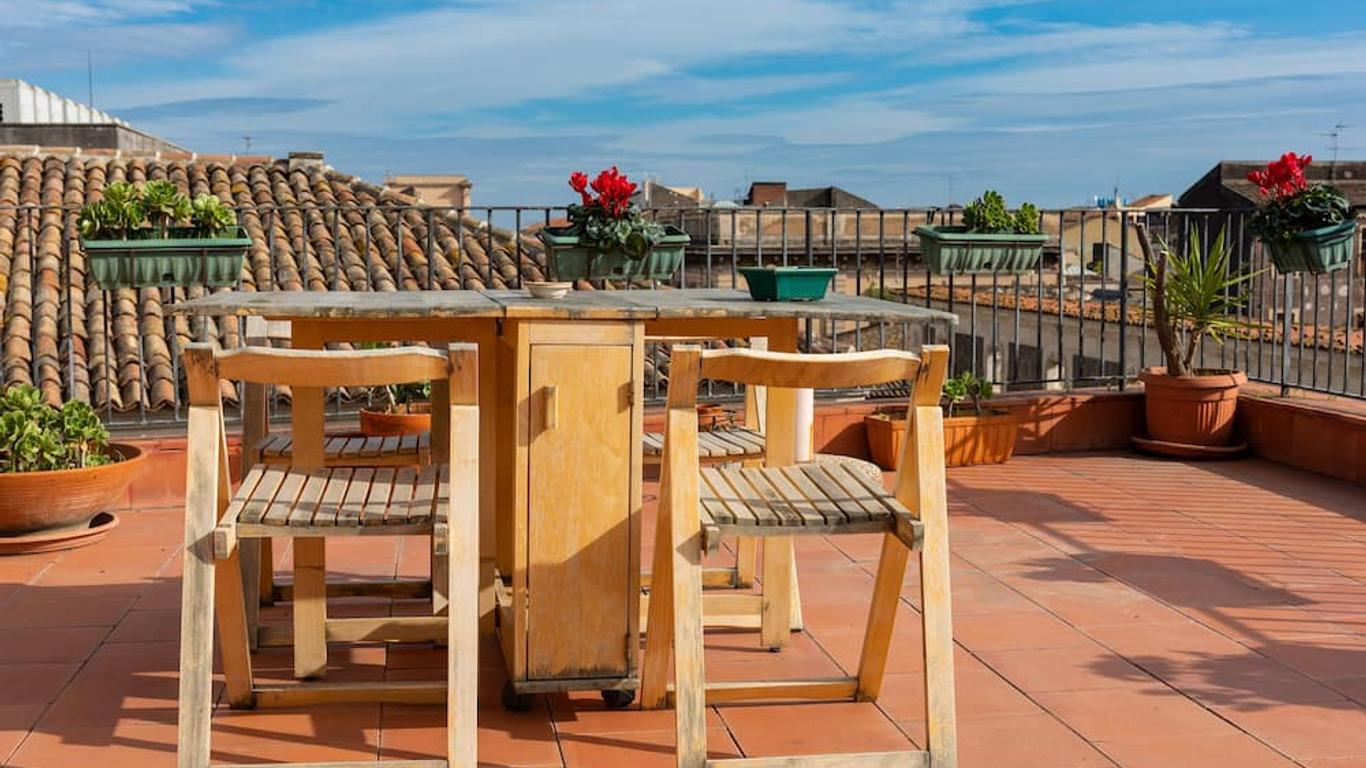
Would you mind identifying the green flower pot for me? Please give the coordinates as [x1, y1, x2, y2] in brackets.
[738, 266, 837, 301]
[82, 227, 251, 289]
[1262, 220, 1358, 275]
[536, 225, 689, 282]
[914, 225, 1048, 275]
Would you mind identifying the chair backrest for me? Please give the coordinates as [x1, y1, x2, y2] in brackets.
[183, 343, 476, 408]
[664, 344, 949, 471]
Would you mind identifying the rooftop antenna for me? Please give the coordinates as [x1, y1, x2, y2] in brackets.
[1323, 122, 1352, 164]
[242, 135, 253, 153]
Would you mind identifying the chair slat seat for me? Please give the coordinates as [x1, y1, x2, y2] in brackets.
[697, 461, 920, 548]
[227, 463, 446, 536]
[258, 432, 430, 466]
[642, 427, 765, 462]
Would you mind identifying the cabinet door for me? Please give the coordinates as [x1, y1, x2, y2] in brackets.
[527, 343, 633, 679]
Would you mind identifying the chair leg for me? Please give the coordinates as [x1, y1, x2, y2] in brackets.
[670, 497, 708, 768]
[734, 535, 757, 587]
[447, 502, 477, 767]
[293, 537, 328, 679]
[760, 537, 794, 650]
[641, 468, 676, 710]
[239, 539, 262, 651]
[259, 537, 275, 606]
[854, 534, 909, 701]
[788, 552, 805, 632]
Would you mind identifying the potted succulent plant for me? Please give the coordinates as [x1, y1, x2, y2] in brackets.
[0, 385, 145, 552]
[79, 180, 251, 288]
[536, 167, 690, 282]
[1246, 152, 1357, 274]
[914, 190, 1047, 274]
[360, 382, 432, 437]
[1136, 226, 1259, 453]
[864, 371, 1017, 469]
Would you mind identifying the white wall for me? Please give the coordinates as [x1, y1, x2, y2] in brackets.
[0, 79, 125, 125]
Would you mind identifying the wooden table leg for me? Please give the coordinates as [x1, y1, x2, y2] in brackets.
[289, 322, 329, 679]
[760, 318, 801, 648]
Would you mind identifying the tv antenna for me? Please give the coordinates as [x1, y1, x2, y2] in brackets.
[242, 135, 253, 153]
[1323, 122, 1353, 163]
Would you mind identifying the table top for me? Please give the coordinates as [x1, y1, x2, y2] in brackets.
[172, 288, 958, 325]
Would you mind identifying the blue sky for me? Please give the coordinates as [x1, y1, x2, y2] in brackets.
[6, 0, 1366, 206]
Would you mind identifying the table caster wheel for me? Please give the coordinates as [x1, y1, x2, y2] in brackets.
[601, 688, 635, 709]
[501, 681, 534, 712]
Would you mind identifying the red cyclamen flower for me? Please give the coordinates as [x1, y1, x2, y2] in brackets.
[568, 171, 592, 206]
[1246, 152, 1311, 199]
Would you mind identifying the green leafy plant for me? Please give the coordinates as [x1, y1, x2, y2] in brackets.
[78, 182, 235, 240]
[381, 382, 431, 414]
[941, 371, 994, 417]
[141, 180, 192, 236]
[0, 385, 113, 473]
[1248, 184, 1350, 244]
[1141, 226, 1261, 377]
[191, 193, 238, 236]
[961, 190, 1040, 235]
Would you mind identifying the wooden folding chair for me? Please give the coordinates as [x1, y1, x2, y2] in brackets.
[640, 336, 802, 648]
[641, 345, 956, 768]
[177, 342, 480, 768]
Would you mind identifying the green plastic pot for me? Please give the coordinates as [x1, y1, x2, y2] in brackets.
[738, 266, 837, 301]
[536, 225, 689, 282]
[914, 225, 1048, 275]
[82, 226, 251, 288]
[1261, 220, 1358, 275]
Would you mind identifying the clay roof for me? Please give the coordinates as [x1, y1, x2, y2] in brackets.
[0, 151, 549, 413]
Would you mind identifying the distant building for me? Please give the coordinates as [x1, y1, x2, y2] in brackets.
[0, 78, 184, 153]
[1179, 160, 1366, 209]
[743, 181, 878, 209]
[384, 173, 472, 209]
[631, 179, 705, 208]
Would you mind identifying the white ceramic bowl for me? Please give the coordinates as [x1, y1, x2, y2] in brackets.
[526, 281, 572, 299]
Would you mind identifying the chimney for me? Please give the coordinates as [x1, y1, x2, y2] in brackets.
[288, 150, 325, 172]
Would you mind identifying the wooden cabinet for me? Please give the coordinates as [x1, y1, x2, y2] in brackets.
[495, 320, 643, 700]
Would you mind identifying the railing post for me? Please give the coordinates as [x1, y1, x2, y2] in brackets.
[1118, 215, 1129, 391]
[1281, 274, 1293, 397]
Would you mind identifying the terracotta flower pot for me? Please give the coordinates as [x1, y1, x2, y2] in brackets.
[943, 410, 1019, 467]
[1138, 368, 1246, 447]
[0, 443, 147, 536]
[864, 408, 1018, 469]
[360, 403, 432, 437]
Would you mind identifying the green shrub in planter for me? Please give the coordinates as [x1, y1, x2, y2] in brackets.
[79, 183, 250, 288]
[915, 190, 1047, 274]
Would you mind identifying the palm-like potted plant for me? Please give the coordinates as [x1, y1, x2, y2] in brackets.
[1246, 152, 1357, 274]
[360, 382, 432, 437]
[536, 167, 690, 283]
[915, 190, 1047, 274]
[865, 371, 1018, 469]
[1136, 225, 1260, 452]
[0, 385, 145, 552]
[79, 181, 251, 288]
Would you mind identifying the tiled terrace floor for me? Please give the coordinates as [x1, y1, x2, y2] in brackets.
[1, 452, 1365, 767]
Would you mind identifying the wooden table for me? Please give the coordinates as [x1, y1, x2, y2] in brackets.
[174, 288, 956, 702]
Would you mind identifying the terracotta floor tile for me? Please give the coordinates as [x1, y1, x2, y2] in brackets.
[0, 662, 80, 706]
[1093, 732, 1300, 768]
[1214, 701, 1366, 761]
[1033, 684, 1232, 744]
[6, 721, 180, 768]
[558, 727, 737, 768]
[977, 644, 1153, 693]
[1143, 653, 1346, 711]
[0, 589, 137, 628]
[549, 689, 722, 735]
[379, 703, 562, 767]
[720, 701, 913, 757]
[38, 674, 216, 729]
[877, 664, 1041, 724]
[210, 705, 381, 765]
[108, 609, 181, 643]
[914, 712, 1116, 768]
[953, 610, 1094, 651]
[0, 625, 109, 664]
[0, 703, 47, 764]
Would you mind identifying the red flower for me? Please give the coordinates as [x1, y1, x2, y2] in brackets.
[568, 171, 591, 206]
[1247, 152, 1311, 199]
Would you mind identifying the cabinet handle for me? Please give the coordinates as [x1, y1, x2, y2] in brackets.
[544, 385, 558, 430]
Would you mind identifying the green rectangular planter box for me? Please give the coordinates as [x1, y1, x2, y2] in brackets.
[536, 225, 689, 282]
[1262, 220, 1358, 275]
[82, 227, 251, 289]
[914, 225, 1048, 275]
[738, 266, 837, 301]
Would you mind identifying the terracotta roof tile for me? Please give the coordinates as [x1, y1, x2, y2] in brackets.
[0, 153, 550, 412]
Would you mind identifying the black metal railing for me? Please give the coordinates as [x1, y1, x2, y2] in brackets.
[0, 203, 1361, 426]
